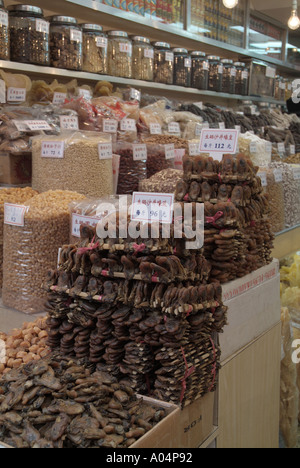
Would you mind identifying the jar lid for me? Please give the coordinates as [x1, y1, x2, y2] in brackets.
[50, 15, 78, 24]
[131, 36, 150, 44]
[173, 48, 188, 54]
[81, 24, 103, 32]
[153, 42, 170, 49]
[234, 62, 246, 67]
[221, 59, 234, 64]
[108, 30, 128, 38]
[207, 55, 220, 61]
[8, 4, 43, 15]
[191, 51, 206, 57]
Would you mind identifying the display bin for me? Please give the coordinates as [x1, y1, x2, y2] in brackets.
[243, 59, 276, 98]
[0, 152, 32, 185]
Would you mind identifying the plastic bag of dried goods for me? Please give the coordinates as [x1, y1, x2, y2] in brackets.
[271, 162, 300, 229]
[113, 141, 147, 195]
[259, 166, 285, 234]
[31, 131, 114, 198]
[2, 190, 86, 314]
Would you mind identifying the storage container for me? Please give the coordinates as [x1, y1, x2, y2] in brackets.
[8, 4, 49, 65]
[221, 59, 236, 94]
[191, 51, 209, 90]
[173, 48, 191, 87]
[82, 23, 107, 74]
[234, 62, 248, 96]
[132, 36, 154, 81]
[107, 31, 132, 78]
[153, 42, 174, 85]
[0, 0, 9, 60]
[208, 56, 223, 92]
[244, 59, 276, 98]
[50, 16, 82, 70]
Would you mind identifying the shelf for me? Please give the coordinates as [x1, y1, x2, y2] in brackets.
[0, 60, 285, 106]
[272, 224, 300, 260]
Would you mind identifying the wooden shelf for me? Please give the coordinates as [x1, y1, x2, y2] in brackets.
[272, 225, 300, 260]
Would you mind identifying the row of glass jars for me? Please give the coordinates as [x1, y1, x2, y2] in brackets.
[0, 3, 249, 96]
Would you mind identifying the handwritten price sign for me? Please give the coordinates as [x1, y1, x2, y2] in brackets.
[131, 192, 174, 224]
[4, 204, 27, 227]
[199, 129, 239, 155]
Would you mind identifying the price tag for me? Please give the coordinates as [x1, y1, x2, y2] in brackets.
[12, 120, 29, 132]
[130, 88, 141, 101]
[4, 204, 26, 227]
[53, 92, 67, 105]
[219, 122, 225, 129]
[36, 19, 49, 34]
[132, 143, 147, 161]
[293, 166, 300, 180]
[242, 70, 249, 80]
[273, 169, 283, 183]
[120, 119, 136, 131]
[119, 42, 132, 54]
[257, 171, 267, 187]
[199, 129, 239, 154]
[25, 120, 52, 131]
[0, 11, 8, 27]
[266, 67, 276, 79]
[144, 48, 154, 59]
[70, 29, 82, 42]
[150, 123, 162, 135]
[165, 52, 174, 62]
[277, 143, 285, 153]
[165, 144, 175, 160]
[0, 79, 5, 104]
[168, 122, 180, 134]
[7, 87, 26, 102]
[79, 89, 92, 100]
[96, 37, 108, 48]
[131, 192, 174, 224]
[203, 61, 209, 71]
[59, 115, 79, 130]
[71, 213, 101, 238]
[195, 124, 202, 136]
[250, 142, 257, 153]
[231, 68, 237, 77]
[98, 142, 113, 160]
[235, 125, 241, 132]
[290, 145, 296, 155]
[41, 141, 65, 158]
[185, 58, 192, 68]
[189, 142, 201, 156]
[265, 141, 272, 153]
[174, 149, 185, 169]
[103, 119, 118, 134]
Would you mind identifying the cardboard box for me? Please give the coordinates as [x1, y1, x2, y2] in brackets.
[0, 152, 32, 185]
[220, 259, 281, 362]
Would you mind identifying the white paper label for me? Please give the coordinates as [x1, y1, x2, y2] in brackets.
[144, 48, 154, 59]
[199, 129, 239, 154]
[265, 141, 272, 153]
[266, 67, 276, 79]
[165, 52, 174, 62]
[235, 125, 241, 132]
[273, 169, 283, 183]
[59, 115, 79, 130]
[119, 42, 132, 54]
[120, 119, 136, 131]
[53, 92, 67, 105]
[185, 58, 192, 68]
[293, 167, 300, 180]
[36, 19, 49, 34]
[290, 145, 296, 155]
[0, 79, 5, 104]
[130, 88, 141, 101]
[150, 123, 162, 135]
[41, 141, 65, 158]
[203, 61, 209, 71]
[189, 141, 200, 156]
[219, 122, 225, 129]
[131, 192, 174, 224]
[70, 29, 82, 42]
[12, 120, 29, 132]
[4, 204, 26, 227]
[132, 144, 147, 161]
[72, 213, 101, 238]
[98, 142, 113, 160]
[218, 65, 224, 74]
[174, 149, 185, 168]
[168, 122, 180, 134]
[96, 36, 108, 48]
[79, 89, 92, 100]
[231, 68, 237, 77]
[25, 120, 52, 131]
[195, 124, 202, 137]
[7, 87, 26, 102]
[242, 70, 248, 80]
[103, 119, 118, 133]
[277, 143, 285, 153]
[165, 144, 175, 160]
[258, 171, 267, 187]
[250, 142, 257, 153]
[0, 11, 8, 27]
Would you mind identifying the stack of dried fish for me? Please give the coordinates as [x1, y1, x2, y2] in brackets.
[0, 355, 168, 448]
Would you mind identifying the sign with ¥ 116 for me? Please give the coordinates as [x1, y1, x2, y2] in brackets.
[131, 192, 174, 224]
[59, 115, 79, 130]
[199, 128, 239, 154]
[71, 213, 101, 238]
[132, 144, 147, 161]
[98, 142, 113, 160]
[4, 203, 27, 227]
[41, 141, 65, 159]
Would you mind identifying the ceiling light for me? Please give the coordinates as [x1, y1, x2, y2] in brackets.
[222, 0, 239, 9]
[288, 0, 300, 30]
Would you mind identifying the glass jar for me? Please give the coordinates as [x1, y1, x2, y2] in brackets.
[8, 4, 49, 65]
[82, 24, 107, 74]
[191, 51, 209, 90]
[208, 56, 223, 92]
[234, 62, 248, 96]
[107, 31, 132, 78]
[221, 59, 236, 94]
[50, 16, 82, 71]
[153, 42, 173, 85]
[173, 48, 191, 87]
[132, 36, 154, 81]
[0, 0, 9, 60]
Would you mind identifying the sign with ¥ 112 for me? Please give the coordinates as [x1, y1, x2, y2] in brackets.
[4, 203, 27, 227]
[132, 144, 147, 161]
[59, 115, 79, 130]
[98, 142, 112, 160]
[131, 192, 174, 224]
[7, 87, 26, 102]
[199, 128, 239, 154]
[71, 213, 101, 238]
[41, 141, 65, 159]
